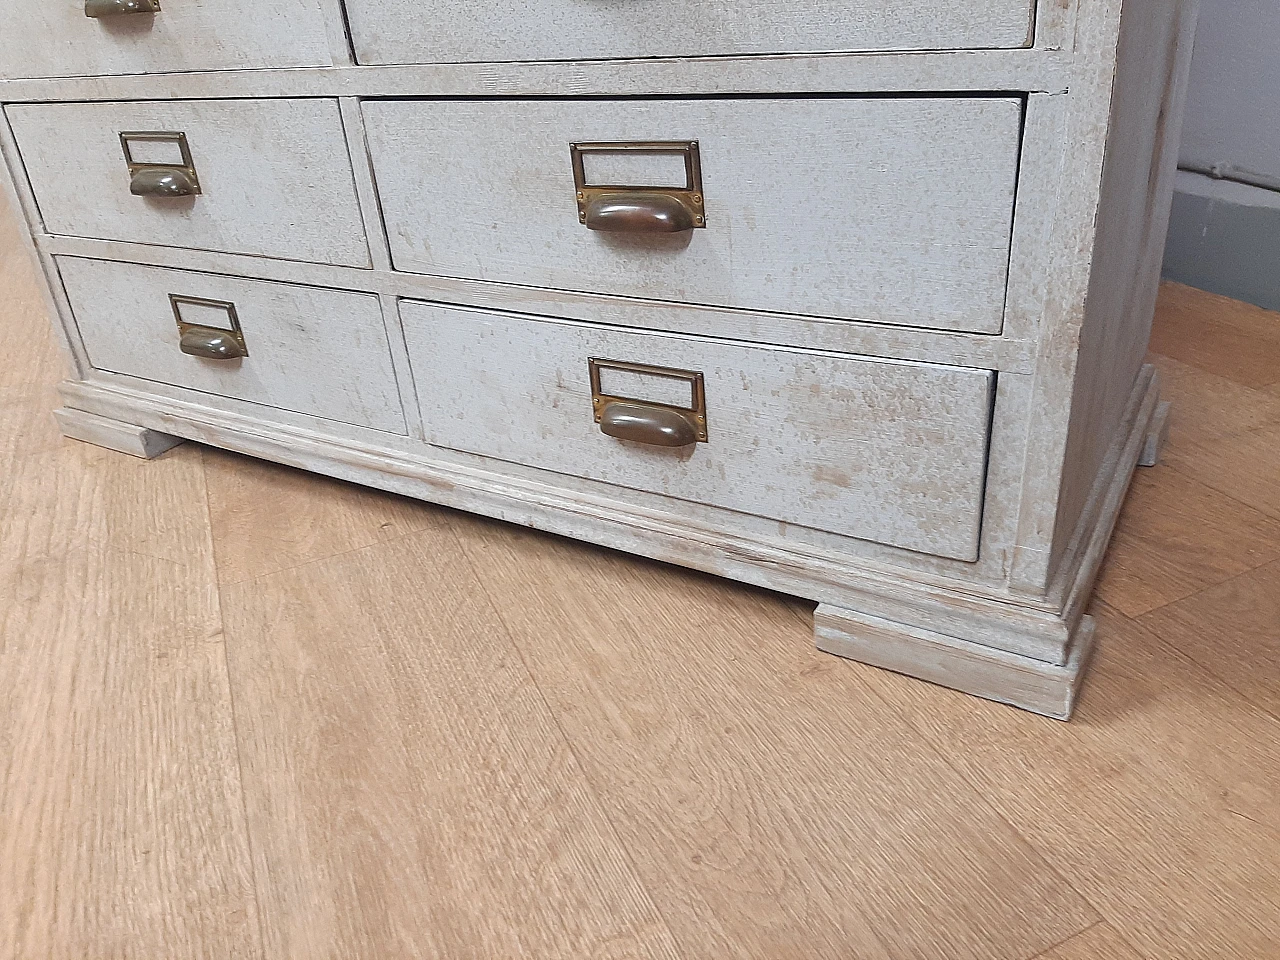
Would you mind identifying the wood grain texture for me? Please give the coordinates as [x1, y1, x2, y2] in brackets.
[58, 258, 406, 434]
[1148, 352, 1280, 450]
[1093, 466, 1280, 618]
[1149, 282, 1280, 390]
[347, 0, 1035, 64]
[446, 514, 1098, 959]
[219, 531, 682, 960]
[202, 446, 435, 585]
[0, 200, 65, 465]
[1137, 399, 1170, 466]
[1034, 0, 1079, 52]
[403, 302, 997, 561]
[1139, 560, 1280, 721]
[1002, 92, 1069, 346]
[1149, 295, 1280, 525]
[338, 98, 393, 274]
[859, 600, 1280, 960]
[0, 107, 95, 383]
[0, 0, 334, 80]
[1036, 924, 1147, 960]
[1161, 421, 1280, 522]
[1002, 0, 1131, 594]
[7, 99, 369, 267]
[1035, 364, 1161, 641]
[364, 97, 1022, 334]
[0, 437, 261, 960]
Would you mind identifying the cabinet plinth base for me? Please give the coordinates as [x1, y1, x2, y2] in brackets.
[54, 407, 184, 460]
[815, 605, 1098, 720]
[1139, 400, 1172, 467]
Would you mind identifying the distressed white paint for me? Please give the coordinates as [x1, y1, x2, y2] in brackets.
[7, 99, 370, 267]
[35, 233, 1036, 372]
[58, 257, 406, 434]
[0, 0, 335, 80]
[345, 0, 1034, 65]
[1140, 400, 1172, 467]
[403, 302, 996, 562]
[0, 0, 1202, 716]
[54, 407, 183, 459]
[816, 607, 1097, 720]
[1047, 0, 1198, 586]
[59, 373, 1074, 663]
[365, 97, 1022, 335]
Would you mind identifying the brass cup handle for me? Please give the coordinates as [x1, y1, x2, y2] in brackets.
[130, 166, 198, 198]
[599, 401, 698, 447]
[85, 0, 161, 17]
[180, 327, 246, 361]
[584, 192, 696, 234]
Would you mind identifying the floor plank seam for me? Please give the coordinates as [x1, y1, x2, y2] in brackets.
[447, 529, 690, 960]
[199, 446, 272, 960]
[1022, 920, 1105, 960]
[214, 518, 432, 588]
[845, 666, 1107, 944]
[1164, 447, 1280, 523]
[1128, 610, 1280, 728]
[1118, 564, 1280, 628]
[1132, 556, 1280, 623]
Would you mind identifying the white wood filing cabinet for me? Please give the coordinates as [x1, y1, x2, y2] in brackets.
[1, 0, 1198, 718]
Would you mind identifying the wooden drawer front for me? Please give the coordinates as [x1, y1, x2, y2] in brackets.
[59, 258, 407, 435]
[365, 98, 1022, 334]
[0, 2, 334, 80]
[345, 0, 1033, 64]
[8, 100, 369, 267]
[402, 303, 996, 561]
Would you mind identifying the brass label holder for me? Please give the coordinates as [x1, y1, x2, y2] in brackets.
[86, 0, 162, 18]
[570, 141, 706, 232]
[590, 358, 708, 444]
[170, 295, 249, 360]
[120, 131, 201, 197]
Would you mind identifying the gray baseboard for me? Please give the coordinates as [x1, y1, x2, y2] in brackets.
[1162, 171, 1280, 312]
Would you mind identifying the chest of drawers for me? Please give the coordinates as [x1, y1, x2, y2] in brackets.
[1, 0, 1198, 719]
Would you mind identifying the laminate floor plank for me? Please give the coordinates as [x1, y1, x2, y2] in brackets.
[0, 441, 212, 571]
[1092, 465, 1280, 618]
[1035, 923, 1147, 960]
[1149, 282, 1280, 389]
[855, 602, 1280, 960]
[202, 447, 437, 585]
[0, 440, 261, 960]
[218, 528, 682, 960]
[1140, 560, 1280, 721]
[1162, 421, 1280, 522]
[0, 242, 65, 465]
[449, 516, 1098, 960]
[1146, 353, 1280, 450]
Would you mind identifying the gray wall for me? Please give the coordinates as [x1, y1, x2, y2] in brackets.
[1162, 0, 1280, 309]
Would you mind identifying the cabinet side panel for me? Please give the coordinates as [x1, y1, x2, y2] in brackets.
[1050, 0, 1199, 573]
[0, 109, 87, 379]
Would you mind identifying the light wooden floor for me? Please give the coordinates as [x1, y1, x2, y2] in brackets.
[3, 205, 1279, 960]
